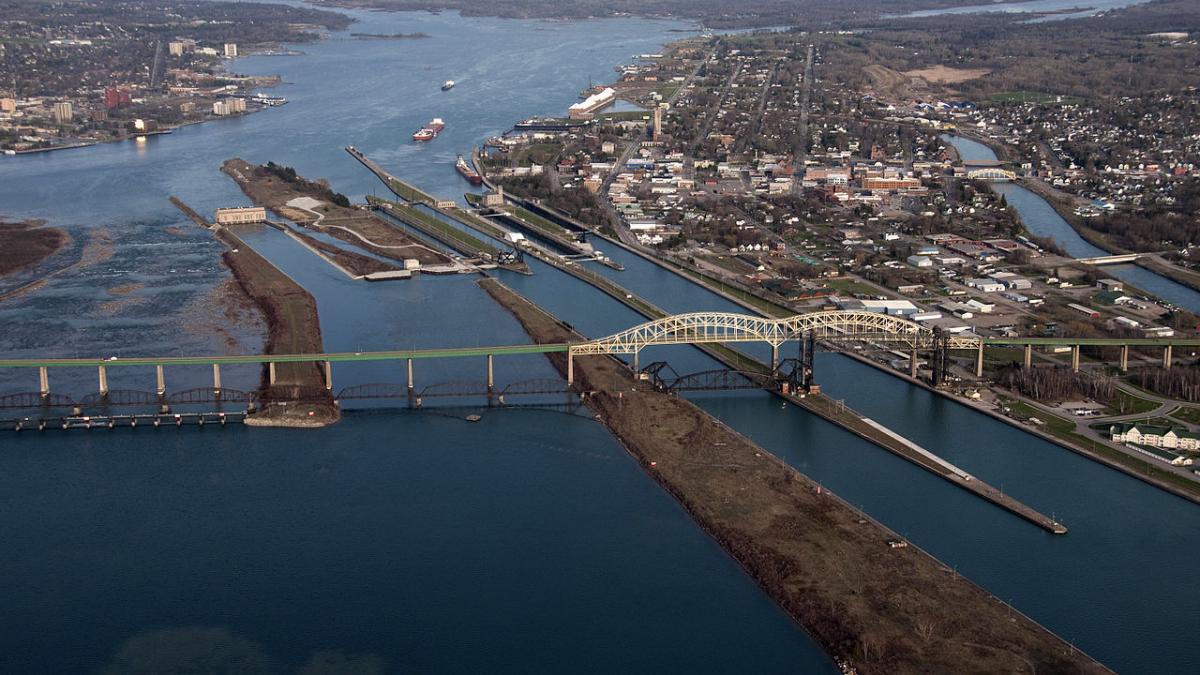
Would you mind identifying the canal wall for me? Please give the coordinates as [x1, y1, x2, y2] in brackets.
[837, 349, 1200, 506]
[480, 276, 1109, 675]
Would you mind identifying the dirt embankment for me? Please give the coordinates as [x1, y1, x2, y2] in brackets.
[0, 219, 69, 276]
[215, 227, 339, 426]
[284, 226, 402, 277]
[479, 277, 1109, 675]
[221, 158, 450, 266]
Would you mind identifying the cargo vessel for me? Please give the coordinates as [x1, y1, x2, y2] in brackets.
[442, 80, 455, 91]
[456, 155, 483, 185]
[412, 118, 445, 142]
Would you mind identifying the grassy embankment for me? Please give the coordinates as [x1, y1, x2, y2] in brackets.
[213, 227, 339, 426]
[371, 197, 498, 258]
[1000, 397, 1200, 499]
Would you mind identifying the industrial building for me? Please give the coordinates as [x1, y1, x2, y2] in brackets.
[215, 207, 267, 224]
[568, 87, 616, 119]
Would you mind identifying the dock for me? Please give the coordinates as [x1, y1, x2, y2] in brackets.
[346, 146, 436, 204]
[466, 194, 625, 271]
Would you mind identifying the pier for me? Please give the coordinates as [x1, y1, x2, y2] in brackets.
[346, 146, 437, 204]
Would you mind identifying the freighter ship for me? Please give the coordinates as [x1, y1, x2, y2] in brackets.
[455, 155, 483, 185]
[412, 118, 445, 142]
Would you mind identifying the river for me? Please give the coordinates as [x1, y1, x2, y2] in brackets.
[943, 134, 1200, 313]
[897, 0, 1154, 22]
[1, 7, 1198, 675]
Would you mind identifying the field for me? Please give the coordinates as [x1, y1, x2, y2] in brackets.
[904, 65, 991, 84]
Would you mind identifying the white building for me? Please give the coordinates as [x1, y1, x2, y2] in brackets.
[214, 207, 266, 224]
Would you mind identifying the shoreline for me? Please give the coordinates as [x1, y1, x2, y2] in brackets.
[502, 163, 1200, 504]
[837, 349, 1200, 505]
[479, 276, 1109, 674]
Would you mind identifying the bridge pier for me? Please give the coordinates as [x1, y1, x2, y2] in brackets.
[324, 361, 333, 390]
[156, 365, 166, 396]
[1023, 344, 1032, 370]
[930, 327, 949, 387]
[974, 343, 984, 378]
[632, 349, 640, 374]
[39, 366, 49, 398]
[1163, 345, 1173, 370]
[212, 363, 222, 397]
[1120, 345, 1129, 372]
[268, 361, 277, 386]
[486, 354, 494, 392]
[771, 343, 779, 372]
[1071, 345, 1081, 373]
[800, 332, 816, 391]
[567, 351, 574, 387]
[98, 365, 109, 397]
[909, 349, 918, 378]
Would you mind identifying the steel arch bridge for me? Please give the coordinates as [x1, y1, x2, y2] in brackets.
[966, 167, 1017, 181]
[568, 310, 981, 358]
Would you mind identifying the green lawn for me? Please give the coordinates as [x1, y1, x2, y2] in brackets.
[1107, 389, 1162, 416]
[510, 206, 571, 237]
[1169, 406, 1200, 426]
[1000, 398, 1200, 499]
[380, 201, 497, 258]
[385, 178, 430, 203]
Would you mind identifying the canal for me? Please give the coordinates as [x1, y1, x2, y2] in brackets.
[0, 6, 1197, 674]
[943, 134, 1200, 312]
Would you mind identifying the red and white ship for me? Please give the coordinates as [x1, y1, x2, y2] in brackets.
[412, 118, 445, 142]
[456, 155, 483, 185]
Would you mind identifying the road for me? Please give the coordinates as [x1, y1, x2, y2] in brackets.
[791, 44, 814, 195]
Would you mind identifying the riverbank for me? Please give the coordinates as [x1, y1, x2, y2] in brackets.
[212, 226, 339, 427]
[481, 276, 1109, 674]
[838, 349, 1200, 505]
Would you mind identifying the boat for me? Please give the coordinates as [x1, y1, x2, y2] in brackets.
[251, 92, 287, 106]
[442, 80, 455, 91]
[413, 118, 444, 142]
[456, 155, 483, 186]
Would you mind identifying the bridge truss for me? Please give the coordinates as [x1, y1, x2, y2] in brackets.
[569, 310, 980, 357]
